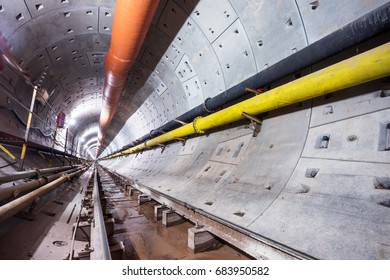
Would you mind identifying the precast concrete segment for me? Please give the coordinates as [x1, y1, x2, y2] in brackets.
[107, 42, 390, 158]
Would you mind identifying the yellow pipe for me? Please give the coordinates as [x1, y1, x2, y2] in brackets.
[105, 42, 390, 159]
[0, 144, 16, 160]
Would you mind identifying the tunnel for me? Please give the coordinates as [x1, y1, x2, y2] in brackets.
[0, 0, 390, 260]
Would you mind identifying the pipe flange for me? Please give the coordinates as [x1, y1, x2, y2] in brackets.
[193, 116, 205, 134]
[202, 97, 214, 113]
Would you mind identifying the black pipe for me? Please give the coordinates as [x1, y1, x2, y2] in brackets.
[111, 2, 390, 155]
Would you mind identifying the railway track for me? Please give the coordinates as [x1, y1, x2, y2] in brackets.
[76, 164, 317, 260]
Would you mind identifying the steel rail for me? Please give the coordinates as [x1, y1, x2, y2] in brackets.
[89, 167, 111, 260]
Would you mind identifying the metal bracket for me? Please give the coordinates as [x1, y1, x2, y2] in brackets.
[245, 87, 266, 95]
[242, 112, 262, 137]
[157, 143, 166, 153]
[174, 137, 187, 146]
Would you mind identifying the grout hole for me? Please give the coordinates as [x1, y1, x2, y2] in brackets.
[286, 18, 293, 26]
[374, 177, 390, 189]
[87, 26, 93, 30]
[305, 168, 319, 178]
[35, 4, 44, 11]
[16, 13, 24, 21]
[105, 12, 111, 17]
[310, 1, 320, 10]
[67, 29, 73, 33]
[86, 10, 93, 15]
[205, 201, 214, 206]
[296, 184, 310, 194]
[63, 12, 70, 17]
[378, 200, 390, 208]
[233, 211, 245, 217]
[0, 5, 4, 13]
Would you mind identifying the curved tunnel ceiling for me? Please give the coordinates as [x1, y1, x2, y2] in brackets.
[0, 0, 390, 259]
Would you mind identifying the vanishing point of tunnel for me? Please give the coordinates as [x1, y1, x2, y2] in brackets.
[0, 0, 390, 260]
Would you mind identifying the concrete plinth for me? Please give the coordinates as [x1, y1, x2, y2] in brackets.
[162, 210, 184, 227]
[129, 188, 141, 196]
[138, 194, 151, 205]
[110, 241, 125, 260]
[154, 205, 168, 221]
[188, 226, 218, 253]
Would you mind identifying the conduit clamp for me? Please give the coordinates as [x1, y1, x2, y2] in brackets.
[173, 118, 188, 126]
[202, 97, 214, 113]
[193, 116, 205, 134]
[143, 141, 150, 148]
[242, 112, 262, 137]
[245, 87, 266, 95]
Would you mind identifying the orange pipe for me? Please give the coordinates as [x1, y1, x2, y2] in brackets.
[97, 0, 160, 156]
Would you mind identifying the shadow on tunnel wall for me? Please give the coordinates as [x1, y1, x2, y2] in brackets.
[101, 0, 200, 154]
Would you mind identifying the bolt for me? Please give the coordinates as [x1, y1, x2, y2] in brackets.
[387, 123, 390, 129]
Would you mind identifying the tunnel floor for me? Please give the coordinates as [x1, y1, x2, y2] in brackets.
[0, 168, 250, 260]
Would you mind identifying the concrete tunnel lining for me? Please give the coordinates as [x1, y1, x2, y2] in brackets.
[0, 0, 389, 259]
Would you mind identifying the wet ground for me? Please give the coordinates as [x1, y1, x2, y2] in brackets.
[101, 171, 251, 260]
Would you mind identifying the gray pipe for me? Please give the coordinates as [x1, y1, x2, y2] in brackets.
[0, 165, 78, 185]
[0, 168, 86, 223]
[0, 166, 82, 201]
